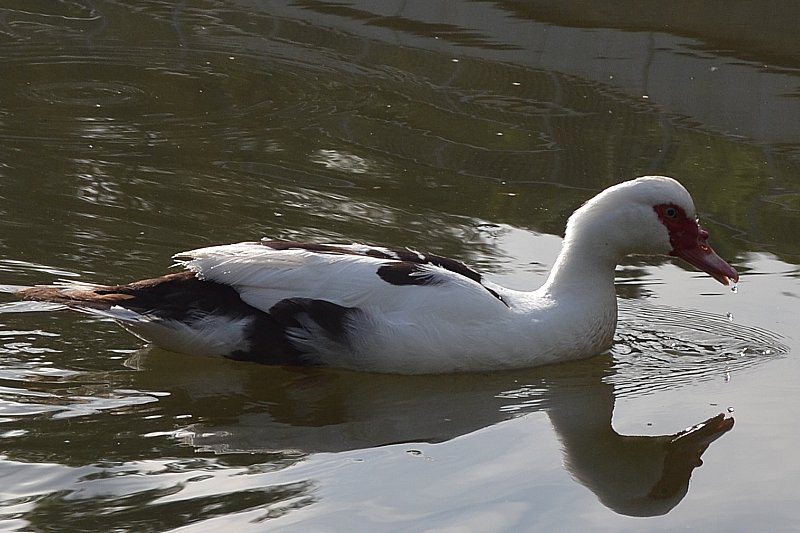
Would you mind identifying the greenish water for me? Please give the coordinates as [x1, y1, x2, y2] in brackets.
[0, 1, 798, 531]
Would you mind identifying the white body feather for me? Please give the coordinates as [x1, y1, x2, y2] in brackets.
[12, 176, 734, 374]
[165, 240, 616, 373]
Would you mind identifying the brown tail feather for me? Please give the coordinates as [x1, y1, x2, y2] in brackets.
[16, 272, 197, 311]
[17, 285, 132, 309]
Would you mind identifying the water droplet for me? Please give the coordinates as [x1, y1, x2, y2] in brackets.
[726, 312, 733, 321]
[730, 282, 738, 293]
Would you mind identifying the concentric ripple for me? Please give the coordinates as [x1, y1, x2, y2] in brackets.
[20, 80, 146, 107]
[611, 299, 787, 396]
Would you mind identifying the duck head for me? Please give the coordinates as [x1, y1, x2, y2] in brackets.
[564, 176, 738, 285]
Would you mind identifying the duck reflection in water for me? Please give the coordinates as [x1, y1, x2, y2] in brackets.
[544, 365, 732, 516]
[131, 350, 733, 517]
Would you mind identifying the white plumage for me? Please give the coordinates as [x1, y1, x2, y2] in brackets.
[10, 176, 738, 374]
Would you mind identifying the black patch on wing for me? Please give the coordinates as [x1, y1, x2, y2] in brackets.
[413, 254, 482, 284]
[260, 238, 505, 305]
[376, 263, 446, 286]
[96, 272, 250, 319]
[268, 298, 357, 344]
[375, 262, 505, 305]
[43, 271, 326, 366]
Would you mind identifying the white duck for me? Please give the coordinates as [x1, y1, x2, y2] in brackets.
[13, 176, 738, 374]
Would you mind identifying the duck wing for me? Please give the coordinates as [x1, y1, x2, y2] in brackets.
[13, 240, 510, 369]
[175, 240, 508, 313]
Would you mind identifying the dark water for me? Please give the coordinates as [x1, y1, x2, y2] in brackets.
[0, 1, 798, 531]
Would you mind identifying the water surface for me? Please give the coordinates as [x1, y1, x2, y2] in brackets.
[0, 1, 799, 531]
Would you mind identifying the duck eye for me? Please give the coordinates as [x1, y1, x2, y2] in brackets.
[665, 207, 678, 219]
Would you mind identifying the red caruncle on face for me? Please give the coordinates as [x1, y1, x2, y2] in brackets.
[653, 203, 738, 285]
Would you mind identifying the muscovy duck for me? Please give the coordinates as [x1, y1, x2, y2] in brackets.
[10, 176, 738, 373]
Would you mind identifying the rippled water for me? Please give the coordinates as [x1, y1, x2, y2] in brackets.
[1, 1, 799, 531]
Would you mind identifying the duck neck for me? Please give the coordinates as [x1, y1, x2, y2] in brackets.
[540, 232, 619, 303]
